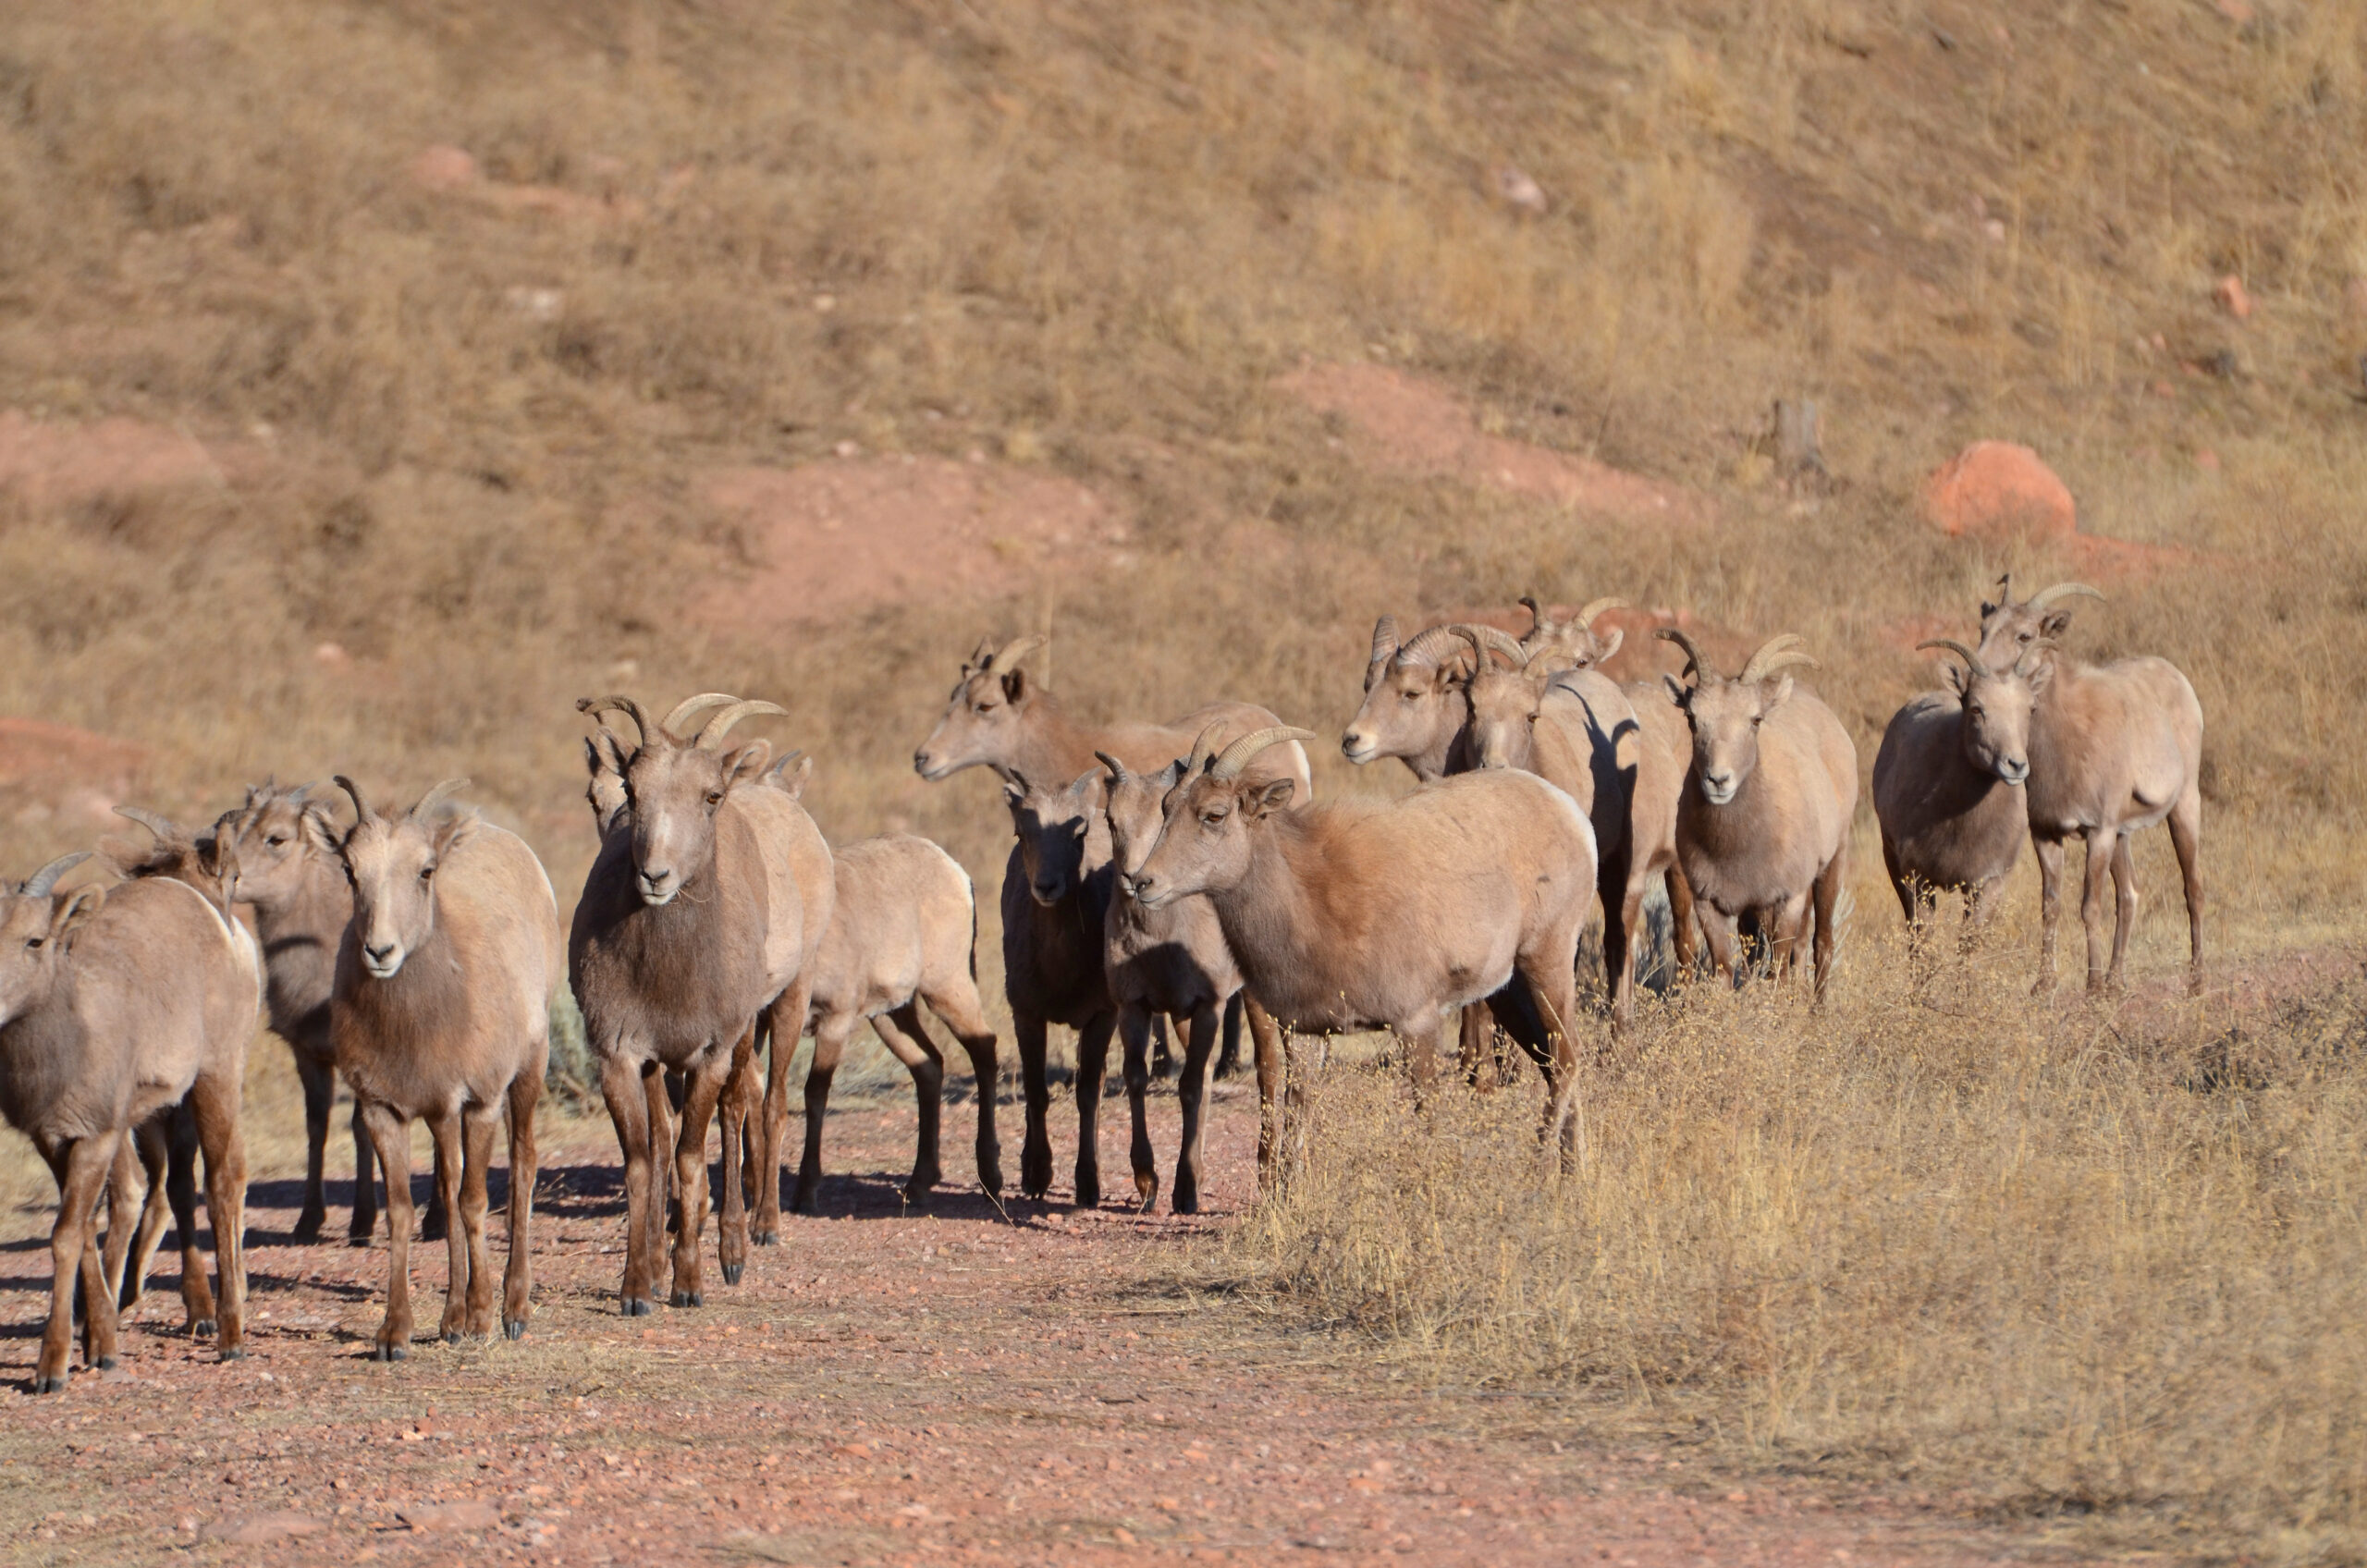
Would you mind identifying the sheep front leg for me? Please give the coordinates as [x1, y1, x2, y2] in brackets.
[922, 982, 1002, 1196]
[871, 1003, 948, 1207]
[357, 1100, 415, 1360]
[291, 1050, 334, 1243]
[1117, 1004, 1159, 1212]
[1172, 1002, 1220, 1215]
[502, 1062, 541, 1339]
[38, 1132, 119, 1391]
[1012, 1011, 1054, 1200]
[668, 1052, 731, 1308]
[2107, 832, 2140, 993]
[188, 1065, 248, 1361]
[1073, 1011, 1117, 1210]
[2031, 835, 2066, 995]
[599, 1054, 657, 1317]
[161, 1107, 216, 1336]
[2079, 827, 2117, 995]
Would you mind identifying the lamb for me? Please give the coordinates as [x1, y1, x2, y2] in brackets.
[914, 632, 1310, 798]
[759, 753, 1003, 1214]
[572, 694, 830, 1311]
[1126, 727, 1598, 1155]
[328, 778, 561, 1355]
[1872, 640, 2039, 943]
[1097, 748, 1286, 1211]
[1973, 579, 2204, 993]
[0, 851, 261, 1390]
[1516, 595, 1700, 975]
[1657, 630, 1858, 1000]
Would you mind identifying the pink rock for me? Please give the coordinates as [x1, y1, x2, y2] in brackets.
[204, 1513, 325, 1545]
[2214, 274, 2252, 320]
[1919, 441, 2076, 545]
[410, 144, 480, 192]
[400, 1500, 501, 1532]
[1489, 163, 1548, 216]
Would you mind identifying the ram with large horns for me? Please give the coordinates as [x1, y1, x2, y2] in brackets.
[1657, 628, 1858, 1000]
[570, 692, 833, 1315]
[1126, 724, 1599, 1162]
[1968, 581, 2204, 994]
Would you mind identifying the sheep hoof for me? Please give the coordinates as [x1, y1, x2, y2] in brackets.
[504, 1319, 527, 1341]
[217, 1344, 244, 1363]
[669, 1290, 703, 1309]
[1073, 1177, 1100, 1209]
[1172, 1185, 1199, 1217]
[620, 1296, 653, 1317]
[720, 1262, 744, 1286]
[751, 1230, 779, 1247]
[190, 1318, 216, 1340]
[31, 1372, 67, 1394]
[292, 1213, 325, 1244]
[442, 1330, 461, 1345]
[369, 1342, 407, 1363]
[95, 1355, 118, 1372]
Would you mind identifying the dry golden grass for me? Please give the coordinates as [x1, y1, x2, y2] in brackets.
[1, 0, 2365, 1550]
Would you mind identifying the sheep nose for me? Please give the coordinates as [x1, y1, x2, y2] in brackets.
[1999, 758, 2030, 783]
[1032, 877, 1062, 902]
[1130, 873, 1157, 901]
[364, 941, 398, 967]
[911, 750, 931, 775]
[638, 867, 671, 894]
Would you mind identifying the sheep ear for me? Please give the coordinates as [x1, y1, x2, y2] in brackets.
[1246, 778, 1296, 817]
[777, 753, 814, 801]
[53, 885, 105, 941]
[2027, 657, 2054, 696]
[300, 802, 344, 855]
[1764, 674, 1796, 711]
[1662, 672, 1690, 708]
[2039, 608, 2078, 638]
[1066, 766, 1107, 806]
[1943, 663, 1967, 697]
[1002, 666, 1029, 703]
[430, 810, 477, 859]
[591, 729, 630, 778]
[94, 837, 146, 877]
[720, 741, 773, 790]
[1002, 777, 1028, 808]
[1594, 627, 1623, 663]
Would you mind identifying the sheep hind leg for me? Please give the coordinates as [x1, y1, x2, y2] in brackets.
[38, 1132, 119, 1391]
[753, 978, 814, 1245]
[502, 1062, 541, 1338]
[114, 1117, 173, 1314]
[1243, 996, 1286, 1194]
[1518, 921, 1588, 1172]
[920, 977, 1001, 1197]
[1810, 843, 1846, 1006]
[1213, 993, 1245, 1081]
[2079, 828, 2117, 995]
[870, 1004, 947, 1207]
[2107, 832, 2140, 993]
[1172, 1002, 1220, 1215]
[792, 1016, 850, 1217]
[715, 1026, 754, 1282]
[2168, 785, 2204, 993]
[453, 1102, 501, 1341]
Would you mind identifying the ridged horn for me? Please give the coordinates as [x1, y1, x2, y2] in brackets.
[1395, 623, 1470, 670]
[1516, 595, 1549, 636]
[1095, 750, 1130, 785]
[661, 692, 740, 737]
[333, 775, 374, 825]
[577, 695, 654, 745]
[1452, 623, 1528, 670]
[1915, 639, 1981, 670]
[1575, 596, 1629, 631]
[1367, 615, 1401, 667]
[1654, 627, 1711, 679]
[1741, 634, 1817, 685]
[113, 805, 183, 843]
[1184, 722, 1228, 775]
[21, 851, 91, 897]
[408, 778, 472, 820]
[696, 699, 788, 751]
[1208, 727, 1317, 782]
[987, 633, 1047, 674]
[2026, 582, 2105, 612]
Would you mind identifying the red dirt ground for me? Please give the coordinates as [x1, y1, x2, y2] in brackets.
[0, 1084, 2086, 1567]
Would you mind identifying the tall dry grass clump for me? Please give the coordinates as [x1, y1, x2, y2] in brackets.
[1237, 943, 2367, 1550]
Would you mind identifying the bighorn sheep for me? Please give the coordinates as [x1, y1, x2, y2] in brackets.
[1343, 619, 1480, 778]
[1516, 596, 1701, 974]
[1658, 630, 1858, 999]
[0, 851, 260, 1390]
[1127, 727, 1597, 1152]
[1872, 640, 2038, 942]
[572, 694, 831, 1312]
[760, 753, 1003, 1213]
[1000, 766, 1122, 1204]
[1453, 623, 1645, 1027]
[914, 633, 1310, 799]
[1097, 749, 1286, 1211]
[328, 778, 561, 1355]
[1973, 579, 2204, 993]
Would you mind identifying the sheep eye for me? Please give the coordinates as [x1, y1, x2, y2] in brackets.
[265, 834, 288, 848]
[24, 937, 42, 950]
[975, 703, 994, 715]
[419, 865, 435, 882]
[1201, 809, 1228, 827]
[705, 790, 725, 806]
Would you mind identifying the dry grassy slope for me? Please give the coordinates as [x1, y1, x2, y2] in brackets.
[0, 0, 2360, 948]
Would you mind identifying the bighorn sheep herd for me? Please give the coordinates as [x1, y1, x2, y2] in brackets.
[0, 580, 2201, 1389]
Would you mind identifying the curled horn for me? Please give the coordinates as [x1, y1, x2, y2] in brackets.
[1208, 727, 1318, 782]
[1915, 638, 1982, 670]
[696, 699, 789, 751]
[333, 775, 374, 825]
[1452, 623, 1529, 670]
[1575, 596, 1629, 631]
[661, 692, 740, 737]
[577, 695, 654, 745]
[408, 778, 472, 820]
[1654, 626, 1711, 680]
[1368, 615, 1401, 667]
[1395, 624, 1471, 670]
[1184, 722, 1228, 776]
[2026, 582, 2105, 612]
[113, 805, 183, 843]
[1094, 750, 1130, 785]
[1740, 634, 1817, 685]
[987, 633, 1047, 674]
[21, 851, 92, 897]
[1516, 595, 1551, 635]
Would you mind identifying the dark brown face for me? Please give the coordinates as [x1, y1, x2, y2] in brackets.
[1005, 769, 1107, 907]
[624, 741, 771, 906]
[915, 667, 1027, 780]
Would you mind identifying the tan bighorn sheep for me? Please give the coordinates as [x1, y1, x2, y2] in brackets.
[1128, 727, 1598, 1155]
[572, 694, 831, 1312]
[1973, 579, 2204, 993]
[1872, 640, 2039, 944]
[1517, 595, 1701, 974]
[1000, 766, 1122, 1204]
[0, 851, 260, 1390]
[914, 632, 1310, 799]
[1657, 630, 1858, 1000]
[328, 778, 561, 1355]
[1097, 749, 1286, 1211]
[759, 753, 1003, 1214]
[1453, 624, 1645, 1029]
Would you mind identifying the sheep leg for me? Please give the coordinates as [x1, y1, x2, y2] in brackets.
[420, 1138, 450, 1245]
[1400, 1012, 1446, 1107]
[451, 1105, 498, 1340]
[1665, 864, 1701, 976]
[100, 1134, 142, 1312]
[920, 983, 1002, 1196]
[1519, 931, 1587, 1170]
[793, 1013, 851, 1217]
[646, 1066, 679, 1256]
[1697, 905, 1740, 986]
[1173, 1001, 1220, 1215]
[116, 1117, 173, 1314]
[76, 1143, 124, 1378]
[1013, 1011, 1055, 1200]
[1214, 992, 1245, 1081]
[1072, 1011, 1118, 1210]
[715, 1025, 754, 1282]
[2167, 784, 2204, 992]
[668, 1052, 731, 1308]
[188, 1065, 247, 1361]
[425, 1109, 472, 1341]
[2079, 827, 2117, 995]
[161, 1105, 215, 1336]
[2107, 832, 2140, 993]
[37, 1132, 118, 1390]
[754, 978, 815, 1245]
[289, 1049, 334, 1244]
[1457, 1005, 1499, 1090]
[358, 1099, 415, 1360]
[1242, 996, 1286, 1190]
[502, 1063, 541, 1339]
[1599, 832, 1637, 1034]
[2031, 833, 2066, 994]
[599, 1054, 658, 1317]
[1148, 1012, 1173, 1082]
[1117, 1005, 1159, 1212]
[1810, 845, 1846, 1005]
[872, 1004, 948, 1207]
[349, 1093, 379, 1245]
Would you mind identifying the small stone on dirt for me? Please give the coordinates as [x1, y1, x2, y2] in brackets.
[204, 1512, 326, 1545]
[2215, 275, 2253, 319]
[400, 1500, 501, 1532]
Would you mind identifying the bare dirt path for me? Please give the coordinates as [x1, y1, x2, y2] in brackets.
[0, 1082, 2081, 1566]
